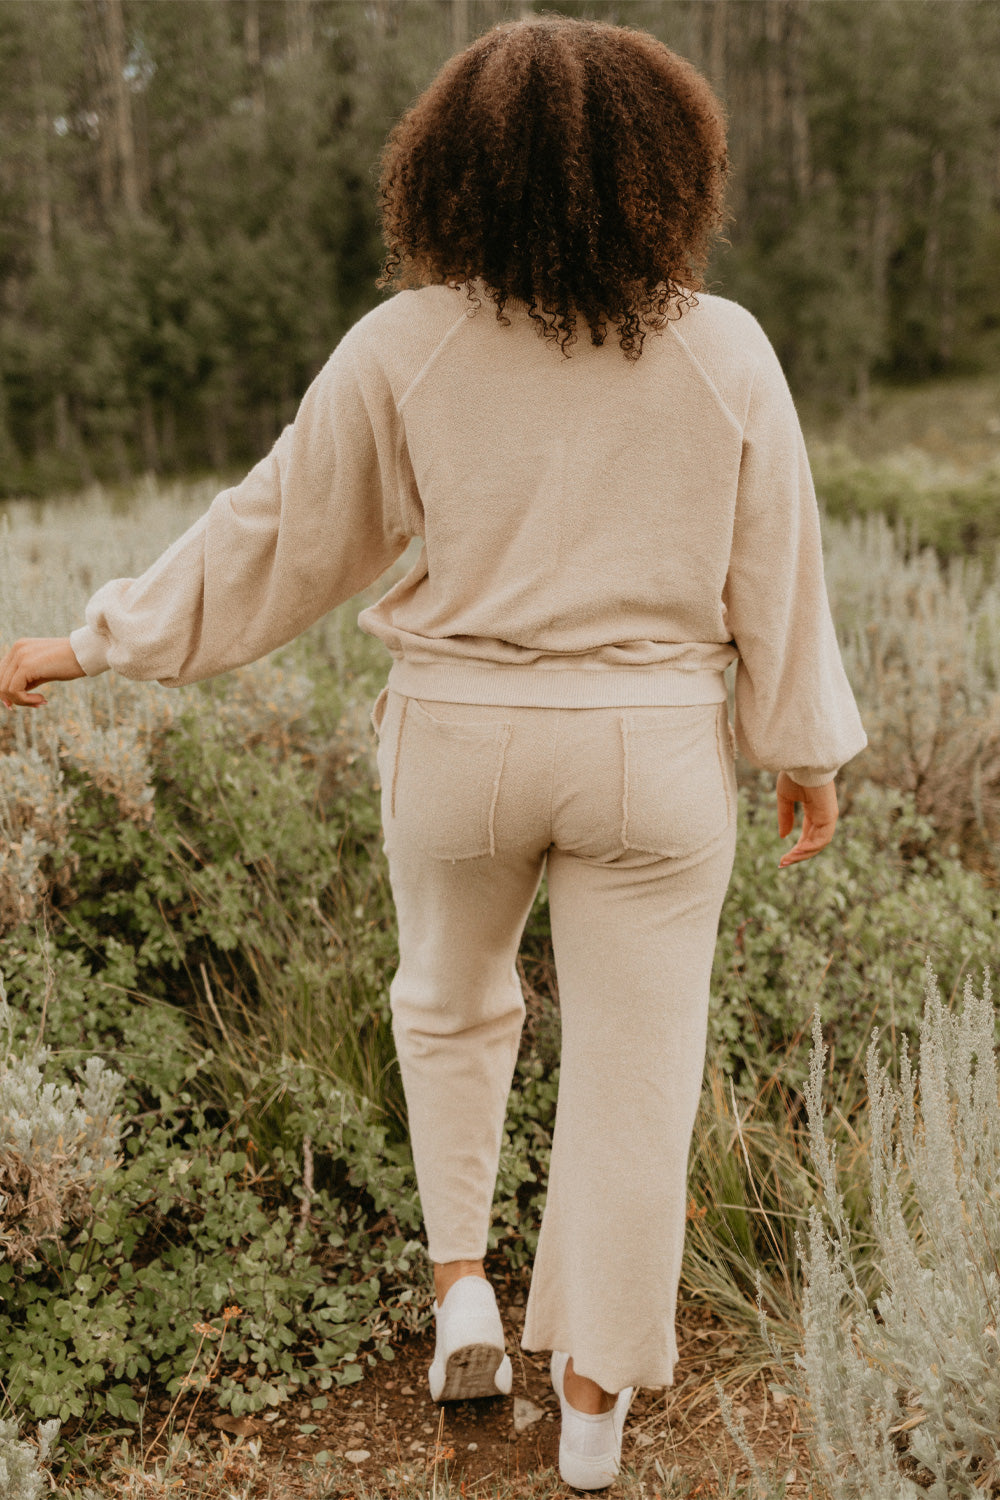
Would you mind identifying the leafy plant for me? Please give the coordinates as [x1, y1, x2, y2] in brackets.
[713, 781, 1000, 1095]
[0, 1062, 427, 1423]
[5, 471, 1000, 1476]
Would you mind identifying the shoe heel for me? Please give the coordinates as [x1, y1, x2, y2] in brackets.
[551, 1351, 634, 1491]
[428, 1277, 510, 1403]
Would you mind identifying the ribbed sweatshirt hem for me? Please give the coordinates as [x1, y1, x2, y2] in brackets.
[386, 659, 729, 708]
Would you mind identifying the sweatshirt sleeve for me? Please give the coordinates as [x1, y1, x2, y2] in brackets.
[69, 328, 411, 687]
[723, 336, 867, 785]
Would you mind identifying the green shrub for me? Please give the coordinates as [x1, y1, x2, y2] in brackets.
[813, 443, 1000, 560]
[5, 474, 1000, 1452]
[712, 782, 999, 1097]
[677, 784, 999, 1362]
[0, 1048, 427, 1423]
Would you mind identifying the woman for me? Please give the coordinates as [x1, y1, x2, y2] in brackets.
[0, 15, 865, 1491]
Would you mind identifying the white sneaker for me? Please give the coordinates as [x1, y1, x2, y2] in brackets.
[551, 1350, 634, 1491]
[427, 1275, 513, 1402]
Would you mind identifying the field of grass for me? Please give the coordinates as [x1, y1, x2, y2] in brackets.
[806, 375, 1000, 560]
[804, 374, 1000, 466]
[1, 375, 999, 1499]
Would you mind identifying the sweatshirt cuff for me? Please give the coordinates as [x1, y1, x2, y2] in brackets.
[784, 766, 838, 787]
[69, 625, 111, 677]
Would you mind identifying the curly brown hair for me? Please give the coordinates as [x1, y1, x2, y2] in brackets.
[376, 12, 728, 360]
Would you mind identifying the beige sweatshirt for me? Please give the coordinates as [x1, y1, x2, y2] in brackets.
[70, 282, 866, 784]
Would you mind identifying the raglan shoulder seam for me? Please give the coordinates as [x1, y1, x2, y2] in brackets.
[666, 318, 756, 438]
[397, 303, 476, 412]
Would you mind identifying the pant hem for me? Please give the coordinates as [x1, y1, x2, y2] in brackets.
[518, 1332, 677, 1394]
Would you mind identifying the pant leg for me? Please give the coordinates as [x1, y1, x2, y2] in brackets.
[376, 690, 552, 1264]
[520, 702, 738, 1394]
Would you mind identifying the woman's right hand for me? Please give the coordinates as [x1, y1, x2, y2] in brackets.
[776, 772, 838, 868]
[0, 637, 86, 708]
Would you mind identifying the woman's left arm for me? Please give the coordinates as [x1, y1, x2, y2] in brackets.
[1, 323, 411, 705]
[724, 333, 867, 785]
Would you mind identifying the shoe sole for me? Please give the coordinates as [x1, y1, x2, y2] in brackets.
[558, 1444, 624, 1492]
[434, 1343, 512, 1401]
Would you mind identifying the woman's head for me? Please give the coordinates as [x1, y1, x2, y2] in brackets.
[377, 13, 728, 360]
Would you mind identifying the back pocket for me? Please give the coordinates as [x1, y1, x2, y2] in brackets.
[390, 698, 511, 862]
[620, 703, 732, 860]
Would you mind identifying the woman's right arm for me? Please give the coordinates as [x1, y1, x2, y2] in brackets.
[66, 322, 411, 689]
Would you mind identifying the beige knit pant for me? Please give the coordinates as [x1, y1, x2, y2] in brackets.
[372, 688, 737, 1393]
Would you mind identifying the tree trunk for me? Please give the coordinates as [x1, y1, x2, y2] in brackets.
[939, 260, 956, 367]
[870, 188, 893, 314]
[104, 0, 140, 213]
[370, 0, 404, 36]
[450, 0, 470, 52]
[84, 17, 116, 216]
[786, 0, 810, 196]
[53, 391, 73, 454]
[244, 0, 265, 112]
[923, 148, 946, 288]
[763, 1, 784, 147]
[205, 402, 230, 472]
[286, 0, 314, 60]
[85, 0, 141, 214]
[723, 3, 754, 225]
[0, 379, 18, 474]
[244, 0, 260, 68]
[160, 402, 178, 469]
[111, 428, 132, 485]
[708, 0, 727, 95]
[50, 394, 94, 485]
[28, 49, 54, 269]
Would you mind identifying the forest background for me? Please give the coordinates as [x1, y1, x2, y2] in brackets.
[2, 0, 1000, 497]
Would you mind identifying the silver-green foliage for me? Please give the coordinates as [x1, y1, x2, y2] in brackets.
[825, 509, 1000, 849]
[794, 965, 1000, 1498]
[0, 1419, 58, 1500]
[0, 977, 123, 1261]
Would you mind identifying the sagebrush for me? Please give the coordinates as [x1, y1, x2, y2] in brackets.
[768, 966, 1000, 1498]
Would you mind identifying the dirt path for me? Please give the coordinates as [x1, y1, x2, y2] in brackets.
[178, 1291, 818, 1498]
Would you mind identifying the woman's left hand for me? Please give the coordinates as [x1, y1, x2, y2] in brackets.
[0, 637, 86, 708]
